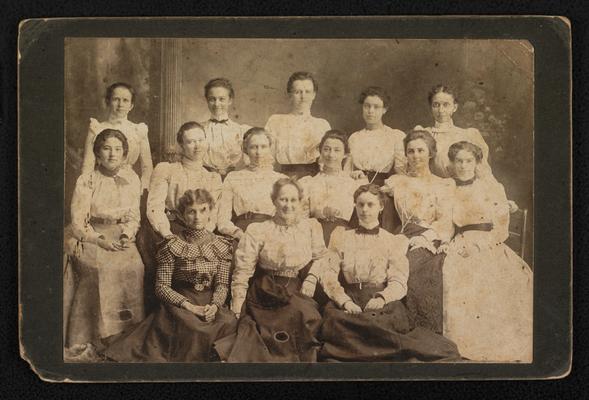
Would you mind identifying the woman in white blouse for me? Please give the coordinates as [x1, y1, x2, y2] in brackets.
[299, 130, 368, 245]
[381, 130, 455, 334]
[64, 129, 145, 356]
[443, 141, 533, 362]
[215, 178, 328, 362]
[265, 71, 331, 179]
[318, 184, 460, 362]
[216, 127, 287, 240]
[81, 82, 153, 192]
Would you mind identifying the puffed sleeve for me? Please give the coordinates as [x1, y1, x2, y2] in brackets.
[264, 115, 279, 158]
[306, 219, 329, 285]
[297, 176, 312, 218]
[466, 128, 494, 179]
[210, 236, 234, 307]
[207, 172, 223, 232]
[320, 227, 353, 307]
[391, 129, 407, 175]
[423, 178, 456, 243]
[70, 172, 101, 243]
[154, 242, 188, 307]
[231, 223, 263, 311]
[488, 180, 510, 244]
[382, 174, 399, 196]
[216, 173, 239, 236]
[376, 235, 410, 303]
[80, 118, 101, 175]
[119, 171, 141, 241]
[136, 123, 154, 192]
[147, 162, 173, 238]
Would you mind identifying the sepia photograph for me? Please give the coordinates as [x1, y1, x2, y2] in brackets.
[17, 16, 572, 381]
[62, 37, 533, 364]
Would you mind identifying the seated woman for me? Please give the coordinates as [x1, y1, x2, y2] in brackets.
[99, 189, 238, 362]
[381, 130, 455, 334]
[64, 129, 145, 356]
[443, 141, 533, 362]
[265, 71, 331, 179]
[81, 82, 153, 192]
[318, 184, 460, 362]
[215, 178, 328, 362]
[216, 127, 287, 240]
[299, 130, 368, 246]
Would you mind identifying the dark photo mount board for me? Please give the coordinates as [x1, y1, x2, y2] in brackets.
[18, 16, 571, 382]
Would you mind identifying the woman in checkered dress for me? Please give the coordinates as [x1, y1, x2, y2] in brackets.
[99, 189, 237, 362]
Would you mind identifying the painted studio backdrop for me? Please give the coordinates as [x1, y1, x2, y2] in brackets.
[64, 38, 533, 262]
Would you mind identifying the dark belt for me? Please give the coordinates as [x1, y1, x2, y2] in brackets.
[455, 223, 493, 235]
[89, 216, 123, 225]
[317, 217, 349, 225]
[342, 281, 386, 290]
[235, 212, 272, 221]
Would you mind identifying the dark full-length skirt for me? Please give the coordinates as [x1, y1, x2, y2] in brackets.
[319, 283, 460, 362]
[100, 286, 237, 362]
[64, 224, 145, 348]
[401, 223, 445, 334]
[215, 268, 322, 362]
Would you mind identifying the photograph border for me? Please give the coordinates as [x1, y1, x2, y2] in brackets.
[18, 16, 571, 381]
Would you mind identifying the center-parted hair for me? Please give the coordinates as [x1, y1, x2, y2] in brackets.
[176, 121, 204, 145]
[427, 84, 458, 105]
[204, 77, 235, 99]
[358, 86, 391, 109]
[286, 71, 318, 93]
[448, 141, 483, 163]
[105, 82, 136, 105]
[242, 127, 274, 154]
[93, 129, 129, 158]
[177, 189, 215, 214]
[319, 130, 350, 154]
[271, 177, 304, 202]
[403, 129, 437, 158]
[353, 184, 386, 207]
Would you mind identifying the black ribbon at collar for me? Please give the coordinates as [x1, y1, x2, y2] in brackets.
[454, 176, 476, 186]
[356, 225, 380, 235]
[210, 118, 228, 124]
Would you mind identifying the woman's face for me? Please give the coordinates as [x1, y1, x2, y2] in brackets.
[289, 79, 316, 113]
[320, 138, 346, 168]
[181, 128, 208, 160]
[362, 95, 387, 126]
[107, 87, 134, 119]
[274, 184, 301, 218]
[406, 138, 431, 170]
[183, 202, 211, 230]
[206, 86, 233, 119]
[97, 136, 125, 171]
[452, 149, 477, 181]
[430, 92, 457, 123]
[246, 133, 272, 165]
[355, 191, 383, 226]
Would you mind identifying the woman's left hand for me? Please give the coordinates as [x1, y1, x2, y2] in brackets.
[300, 279, 317, 297]
[203, 304, 218, 322]
[364, 297, 385, 311]
[409, 236, 437, 254]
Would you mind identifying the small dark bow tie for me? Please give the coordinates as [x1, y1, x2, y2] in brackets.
[356, 225, 380, 235]
[454, 177, 476, 186]
[210, 118, 228, 124]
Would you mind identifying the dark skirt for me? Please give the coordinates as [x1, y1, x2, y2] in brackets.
[215, 268, 322, 362]
[100, 286, 237, 362]
[233, 213, 273, 234]
[318, 284, 460, 362]
[279, 162, 320, 180]
[400, 223, 446, 334]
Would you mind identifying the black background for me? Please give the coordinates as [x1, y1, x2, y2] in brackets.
[4, 1, 586, 398]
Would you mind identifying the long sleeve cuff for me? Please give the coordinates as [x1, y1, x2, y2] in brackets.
[333, 292, 353, 308]
[212, 286, 229, 307]
[230, 292, 246, 314]
[377, 280, 407, 304]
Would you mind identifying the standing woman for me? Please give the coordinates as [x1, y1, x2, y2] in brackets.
[443, 141, 533, 362]
[318, 184, 460, 362]
[100, 189, 238, 362]
[200, 78, 251, 178]
[299, 130, 368, 245]
[216, 127, 287, 240]
[381, 130, 455, 334]
[215, 178, 328, 362]
[64, 129, 145, 353]
[147, 121, 222, 240]
[265, 71, 331, 180]
[81, 82, 153, 192]
[414, 84, 492, 180]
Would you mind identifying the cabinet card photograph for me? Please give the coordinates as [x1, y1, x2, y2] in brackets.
[19, 16, 571, 381]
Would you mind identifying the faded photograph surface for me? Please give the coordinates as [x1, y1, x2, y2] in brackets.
[62, 38, 533, 363]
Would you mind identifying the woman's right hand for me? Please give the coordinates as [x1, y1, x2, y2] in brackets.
[350, 170, 366, 180]
[343, 301, 363, 314]
[96, 237, 120, 251]
[182, 301, 206, 317]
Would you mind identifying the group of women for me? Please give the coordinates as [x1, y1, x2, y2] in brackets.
[63, 72, 533, 363]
